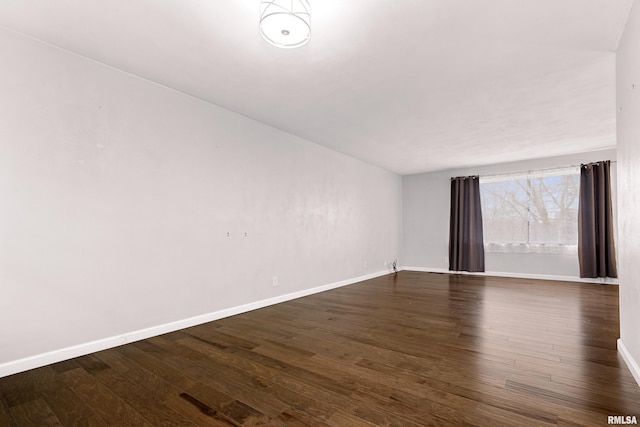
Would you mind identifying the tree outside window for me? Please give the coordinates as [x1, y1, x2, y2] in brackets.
[480, 169, 579, 254]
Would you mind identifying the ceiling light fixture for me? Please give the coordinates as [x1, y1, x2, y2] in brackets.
[259, 0, 311, 49]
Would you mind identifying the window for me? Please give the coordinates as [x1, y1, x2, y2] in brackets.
[480, 167, 579, 254]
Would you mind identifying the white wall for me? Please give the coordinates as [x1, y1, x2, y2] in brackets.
[616, 0, 640, 386]
[402, 149, 617, 279]
[0, 28, 402, 371]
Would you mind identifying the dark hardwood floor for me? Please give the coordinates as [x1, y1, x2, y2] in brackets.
[1, 271, 639, 426]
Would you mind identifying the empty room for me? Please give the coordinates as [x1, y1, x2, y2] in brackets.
[1, 0, 639, 426]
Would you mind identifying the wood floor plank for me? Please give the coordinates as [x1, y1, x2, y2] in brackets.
[275, 407, 333, 427]
[78, 354, 198, 426]
[59, 365, 153, 426]
[326, 410, 378, 427]
[8, 397, 63, 426]
[112, 344, 243, 426]
[173, 333, 386, 424]
[0, 398, 18, 427]
[0, 371, 41, 407]
[1, 271, 639, 426]
[140, 335, 290, 419]
[35, 367, 109, 427]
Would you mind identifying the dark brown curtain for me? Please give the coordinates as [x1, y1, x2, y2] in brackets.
[449, 176, 485, 272]
[578, 161, 617, 278]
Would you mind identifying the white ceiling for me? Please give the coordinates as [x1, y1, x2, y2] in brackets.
[0, 0, 633, 175]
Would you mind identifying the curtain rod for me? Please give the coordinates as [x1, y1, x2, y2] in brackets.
[474, 160, 617, 180]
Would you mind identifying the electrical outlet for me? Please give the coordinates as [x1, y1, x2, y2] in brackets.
[444, 256, 449, 264]
[272, 276, 278, 287]
[384, 260, 388, 267]
[363, 260, 367, 268]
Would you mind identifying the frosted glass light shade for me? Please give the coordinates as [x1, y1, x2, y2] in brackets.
[260, 0, 311, 48]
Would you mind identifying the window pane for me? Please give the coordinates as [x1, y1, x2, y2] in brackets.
[528, 175, 579, 245]
[480, 179, 529, 244]
[480, 169, 579, 254]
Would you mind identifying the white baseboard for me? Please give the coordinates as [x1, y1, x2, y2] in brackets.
[401, 266, 619, 285]
[618, 339, 640, 388]
[0, 270, 391, 379]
